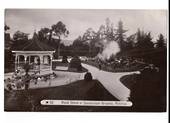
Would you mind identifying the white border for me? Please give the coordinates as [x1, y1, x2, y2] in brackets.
[0, 1, 168, 123]
[0, 0, 168, 9]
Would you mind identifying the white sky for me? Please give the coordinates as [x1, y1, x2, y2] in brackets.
[5, 9, 167, 44]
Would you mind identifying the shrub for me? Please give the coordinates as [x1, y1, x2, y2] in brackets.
[84, 72, 93, 81]
[62, 55, 68, 63]
[69, 56, 82, 71]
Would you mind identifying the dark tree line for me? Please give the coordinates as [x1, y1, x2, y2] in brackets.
[5, 18, 167, 60]
[71, 18, 167, 58]
[4, 24, 14, 72]
[8, 21, 69, 59]
[156, 33, 167, 48]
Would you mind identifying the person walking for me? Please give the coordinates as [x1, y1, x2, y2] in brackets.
[98, 63, 102, 70]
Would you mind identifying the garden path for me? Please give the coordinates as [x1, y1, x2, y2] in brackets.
[82, 63, 139, 101]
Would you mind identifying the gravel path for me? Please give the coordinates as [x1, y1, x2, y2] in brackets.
[82, 63, 139, 101]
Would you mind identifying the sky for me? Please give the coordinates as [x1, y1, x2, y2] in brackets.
[5, 9, 167, 45]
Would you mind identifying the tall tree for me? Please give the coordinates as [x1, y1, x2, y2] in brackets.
[97, 25, 106, 40]
[82, 28, 97, 56]
[51, 21, 69, 58]
[4, 24, 12, 50]
[105, 18, 115, 41]
[115, 20, 128, 51]
[4, 24, 13, 70]
[97, 18, 115, 42]
[156, 34, 166, 48]
[135, 29, 154, 50]
[82, 28, 96, 41]
[126, 34, 136, 50]
[144, 32, 154, 49]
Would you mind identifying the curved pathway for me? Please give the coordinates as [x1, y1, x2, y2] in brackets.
[82, 63, 139, 101]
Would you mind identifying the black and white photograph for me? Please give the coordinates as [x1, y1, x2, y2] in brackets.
[4, 9, 167, 112]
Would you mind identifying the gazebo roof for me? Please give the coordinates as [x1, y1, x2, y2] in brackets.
[13, 32, 55, 51]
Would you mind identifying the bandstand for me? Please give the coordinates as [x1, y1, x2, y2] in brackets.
[12, 32, 55, 73]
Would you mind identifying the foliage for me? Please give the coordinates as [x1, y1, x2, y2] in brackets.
[7, 18, 167, 61]
[5, 24, 10, 31]
[37, 21, 69, 58]
[72, 36, 89, 56]
[4, 25, 15, 72]
[135, 29, 154, 50]
[82, 28, 98, 56]
[129, 65, 166, 111]
[12, 31, 29, 48]
[61, 55, 68, 63]
[13, 30, 29, 41]
[69, 56, 82, 71]
[51, 21, 69, 39]
[114, 20, 128, 51]
[38, 27, 51, 42]
[156, 34, 166, 48]
[125, 34, 136, 50]
[84, 72, 93, 81]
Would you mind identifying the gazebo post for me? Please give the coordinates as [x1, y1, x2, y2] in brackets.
[29, 56, 31, 64]
[15, 54, 17, 71]
[40, 55, 43, 73]
[24, 55, 27, 64]
[50, 55, 52, 71]
[18, 55, 20, 69]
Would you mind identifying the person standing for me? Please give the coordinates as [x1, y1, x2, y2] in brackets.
[24, 72, 31, 90]
[37, 58, 40, 74]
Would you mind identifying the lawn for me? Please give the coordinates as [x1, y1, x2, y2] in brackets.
[120, 67, 166, 112]
[120, 74, 139, 89]
[5, 79, 120, 112]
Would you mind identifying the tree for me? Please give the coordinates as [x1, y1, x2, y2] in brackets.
[4, 24, 12, 50]
[38, 27, 51, 43]
[82, 28, 97, 41]
[126, 34, 136, 50]
[96, 18, 115, 42]
[95, 19, 115, 54]
[82, 28, 97, 56]
[72, 36, 89, 56]
[115, 20, 128, 51]
[68, 56, 82, 71]
[144, 32, 154, 49]
[156, 34, 166, 48]
[135, 29, 154, 50]
[51, 21, 69, 58]
[97, 25, 106, 40]
[105, 18, 115, 41]
[12, 31, 29, 50]
[36, 22, 69, 59]
[4, 25, 13, 71]
[13, 31, 29, 42]
[5, 24, 10, 32]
